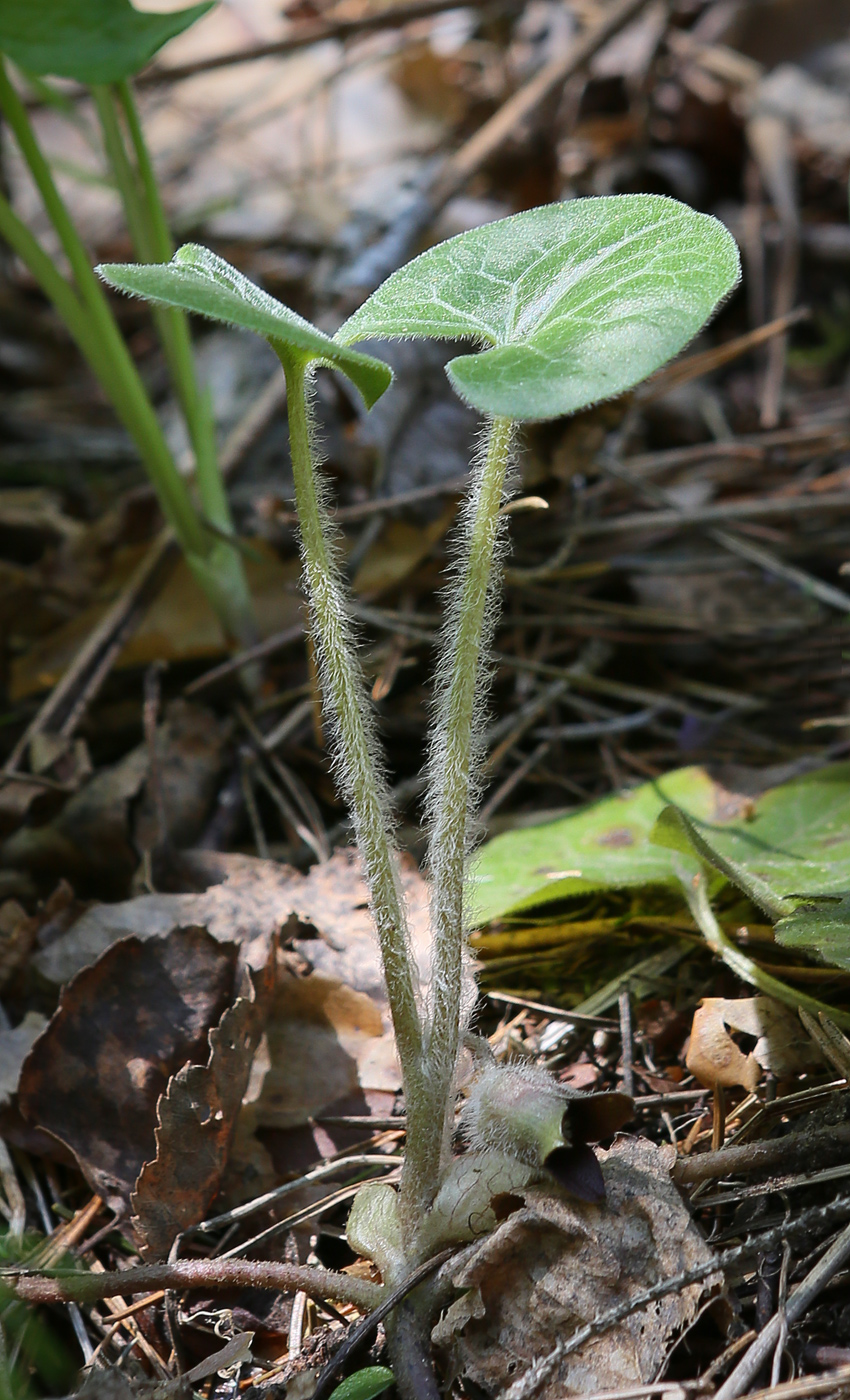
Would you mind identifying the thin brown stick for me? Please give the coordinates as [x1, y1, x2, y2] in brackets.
[343, 0, 655, 289]
[674, 1122, 850, 1185]
[272, 473, 470, 527]
[429, 0, 651, 211]
[3, 1259, 383, 1311]
[184, 623, 304, 695]
[142, 0, 494, 83]
[578, 488, 850, 537]
[715, 1221, 850, 1400]
[639, 306, 809, 403]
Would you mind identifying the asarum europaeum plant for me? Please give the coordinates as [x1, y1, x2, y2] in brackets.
[99, 195, 740, 1398]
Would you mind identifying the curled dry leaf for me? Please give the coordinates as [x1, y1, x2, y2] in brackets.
[434, 1137, 722, 1397]
[251, 849, 432, 1130]
[686, 996, 822, 1092]
[132, 953, 275, 1259]
[18, 926, 238, 1209]
[25, 847, 430, 1198]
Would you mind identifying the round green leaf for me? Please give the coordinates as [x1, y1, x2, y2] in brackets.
[337, 195, 740, 421]
[327, 1367, 395, 1400]
[0, 0, 214, 84]
[98, 244, 392, 409]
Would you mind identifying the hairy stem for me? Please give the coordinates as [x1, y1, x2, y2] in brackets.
[421, 415, 514, 1202]
[281, 352, 435, 1236]
[5, 1261, 382, 1312]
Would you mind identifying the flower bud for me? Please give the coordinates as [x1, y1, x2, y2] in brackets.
[462, 1062, 633, 1203]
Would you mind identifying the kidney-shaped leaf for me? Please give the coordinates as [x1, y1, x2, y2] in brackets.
[0, 0, 213, 85]
[337, 196, 740, 420]
[98, 245, 392, 410]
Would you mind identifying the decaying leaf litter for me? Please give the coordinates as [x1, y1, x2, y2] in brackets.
[2, 0, 850, 1397]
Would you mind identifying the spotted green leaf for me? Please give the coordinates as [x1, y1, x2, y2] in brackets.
[0, 0, 213, 85]
[469, 766, 718, 925]
[337, 195, 740, 421]
[97, 244, 392, 409]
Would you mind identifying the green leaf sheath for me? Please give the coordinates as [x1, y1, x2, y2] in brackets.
[0, 0, 213, 84]
[422, 415, 513, 1193]
[279, 354, 429, 1222]
[0, 61, 207, 559]
[338, 195, 741, 421]
[101, 86, 238, 540]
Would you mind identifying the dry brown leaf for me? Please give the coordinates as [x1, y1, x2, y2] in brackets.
[288, 847, 432, 1003]
[132, 953, 275, 1259]
[10, 546, 301, 700]
[686, 999, 761, 1093]
[720, 996, 823, 1078]
[1, 702, 229, 898]
[434, 1136, 722, 1397]
[29, 846, 431, 1184]
[31, 850, 301, 987]
[253, 970, 390, 1130]
[687, 996, 821, 1091]
[19, 927, 238, 1208]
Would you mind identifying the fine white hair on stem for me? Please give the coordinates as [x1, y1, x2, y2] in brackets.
[283, 357, 423, 1057]
[282, 352, 454, 1234]
[421, 414, 516, 1178]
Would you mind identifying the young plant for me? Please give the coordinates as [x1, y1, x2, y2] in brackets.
[99, 194, 740, 1396]
[0, 0, 257, 657]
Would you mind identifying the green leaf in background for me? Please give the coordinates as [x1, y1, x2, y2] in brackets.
[655, 763, 850, 903]
[651, 804, 788, 922]
[337, 195, 741, 421]
[98, 245, 393, 409]
[648, 765, 850, 969]
[471, 762, 850, 933]
[469, 766, 718, 925]
[0, 0, 214, 85]
[327, 1367, 396, 1400]
[776, 895, 850, 970]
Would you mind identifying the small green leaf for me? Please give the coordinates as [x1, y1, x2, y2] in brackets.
[337, 195, 740, 421]
[97, 245, 392, 409]
[0, 0, 214, 84]
[327, 1367, 395, 1400]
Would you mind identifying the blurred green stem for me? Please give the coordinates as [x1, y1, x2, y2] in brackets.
[0, 59, 257, 652]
